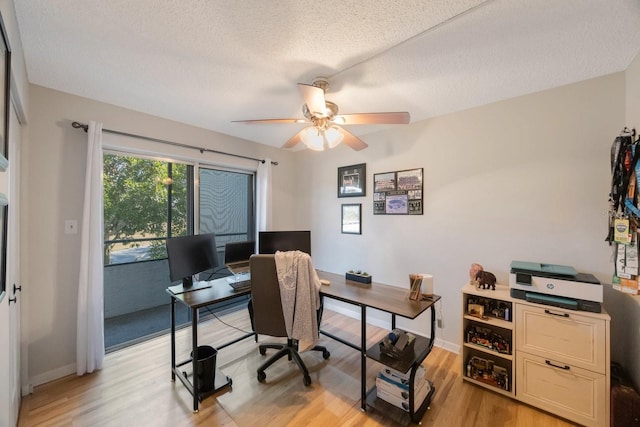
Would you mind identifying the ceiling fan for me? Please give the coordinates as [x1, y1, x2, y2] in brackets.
[232, 77, 410, 151]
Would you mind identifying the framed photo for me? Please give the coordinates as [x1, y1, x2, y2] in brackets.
[341, 203, 362, 234]
[0, 11, 10, 161]
[338, 163, 366, 197]
[0, 196, 6, 299]
[374, 172, 396, 192]
[373, 168, 423, 215]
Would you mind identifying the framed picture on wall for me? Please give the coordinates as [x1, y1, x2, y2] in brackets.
[338, 163, 366, 197]
[0, 195, 7, 299]
[341, 203, 362, 234]
[373, 168, 423, 215]
[0, 10, 10, 161]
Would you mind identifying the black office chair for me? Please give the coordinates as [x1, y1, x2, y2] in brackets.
[249, 254, 330, 386]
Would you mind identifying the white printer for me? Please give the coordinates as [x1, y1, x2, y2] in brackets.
[509, 261, 602, 313]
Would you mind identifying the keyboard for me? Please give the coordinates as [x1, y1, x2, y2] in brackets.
[228, 280, 251, 292]
[227, 272, 250, 282]
[226, 272, 251, 291]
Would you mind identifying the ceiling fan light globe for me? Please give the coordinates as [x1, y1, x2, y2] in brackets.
[326, 127, 344, 148]
[300, 127, 325, 151]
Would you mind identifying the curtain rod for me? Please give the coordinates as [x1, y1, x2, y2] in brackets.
[71, 121, 278, 165]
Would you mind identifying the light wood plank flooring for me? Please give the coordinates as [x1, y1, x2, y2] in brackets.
[18, 308, 578, 426]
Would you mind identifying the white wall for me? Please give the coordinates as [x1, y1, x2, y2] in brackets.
[22, 85, 296, 386]
[295, 73, 625, 355]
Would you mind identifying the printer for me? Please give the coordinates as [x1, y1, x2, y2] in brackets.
[509, 261, 602, 313]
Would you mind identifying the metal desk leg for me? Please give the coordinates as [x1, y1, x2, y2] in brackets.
[192, 307, 199, 413]
[170, 297, 176, 381]
[361, 305, 367, 411]
[430, 305, 436, 351]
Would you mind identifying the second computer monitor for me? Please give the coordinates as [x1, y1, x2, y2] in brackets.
[258, 230, 311, 255]
[224, 240, 256, 264]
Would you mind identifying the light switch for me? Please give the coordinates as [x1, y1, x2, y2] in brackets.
[65, 219, 78, 234]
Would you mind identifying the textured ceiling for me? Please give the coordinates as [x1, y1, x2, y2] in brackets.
[13, 0, 640, 149]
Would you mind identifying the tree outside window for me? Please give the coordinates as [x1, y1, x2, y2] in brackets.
[103, 154, 189, 265]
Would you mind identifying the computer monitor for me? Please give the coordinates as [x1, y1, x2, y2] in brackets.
[224, 240, 256, 264]
[258, 230, 311, 255]
[166, 232, 220, 291]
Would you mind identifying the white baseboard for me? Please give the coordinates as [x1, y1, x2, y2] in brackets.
[435, 338, 460, 354]
[27, 362, 76, 393]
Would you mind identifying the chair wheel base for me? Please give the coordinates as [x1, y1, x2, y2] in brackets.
[322, 350, 330, 360]
[257, 371, 266, 382]
[303, 375, 311, 386]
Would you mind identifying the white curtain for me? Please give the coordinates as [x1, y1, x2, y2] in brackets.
[76, 121, 105, 375]
[256, 158, 272, 232]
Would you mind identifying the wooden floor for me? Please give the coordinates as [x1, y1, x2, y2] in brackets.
[18, 308, 578, 427]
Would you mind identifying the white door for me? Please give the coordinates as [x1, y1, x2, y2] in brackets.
[0, 290, 11, 426]
[7, 106, 22, 426]
[0, 106, 22, 427]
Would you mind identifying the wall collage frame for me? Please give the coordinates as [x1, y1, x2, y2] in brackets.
[373, 168, 423, 215]
[337, 163, 425, 234]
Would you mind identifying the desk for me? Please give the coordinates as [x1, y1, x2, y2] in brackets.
[167, 277, 254, 412]
[317, 270, 441, 419]
[168, 271, 440, 419]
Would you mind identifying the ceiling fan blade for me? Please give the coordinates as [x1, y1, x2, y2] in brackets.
[334, 112, 410, 125]
[298, 83, 326, 116]
[337, 127, 368, 151]
[282, 129, 306, 149]
[232, 118, 307, 124]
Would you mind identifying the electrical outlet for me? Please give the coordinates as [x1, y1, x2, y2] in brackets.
[437, 318, 444, 329]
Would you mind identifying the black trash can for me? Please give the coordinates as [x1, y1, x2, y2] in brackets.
[191, 345, 217, 392]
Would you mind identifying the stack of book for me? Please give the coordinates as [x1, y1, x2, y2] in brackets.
[375, 365, 431, 411]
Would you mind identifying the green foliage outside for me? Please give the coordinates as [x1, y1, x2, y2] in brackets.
[103, 154, 189, 264]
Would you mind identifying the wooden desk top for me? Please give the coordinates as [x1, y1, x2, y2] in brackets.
[167, 277, 250, 309]
[317, 271, 440, 320]
[167, 271, 440, 318]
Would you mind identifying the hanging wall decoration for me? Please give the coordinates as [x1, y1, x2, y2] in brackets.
[338, 163, 366, 197]
[608, 127, 640, 295]
[341, 203, 362, 234]
[373, 168, 423, 215]
[0, 11, 9, 161]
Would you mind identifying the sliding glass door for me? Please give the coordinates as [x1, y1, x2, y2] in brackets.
[102, 153, 193, 350]
[198, 166, 255, 269]
[102, 153, 255, 351]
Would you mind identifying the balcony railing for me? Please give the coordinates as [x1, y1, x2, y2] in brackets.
[103, 240, 248, 350]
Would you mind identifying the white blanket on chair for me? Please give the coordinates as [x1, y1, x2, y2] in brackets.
[274, 250, 321, 351]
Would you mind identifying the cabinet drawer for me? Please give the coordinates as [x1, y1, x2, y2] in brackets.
[516, 352, 606, 427]
[516, 304, 606, 373]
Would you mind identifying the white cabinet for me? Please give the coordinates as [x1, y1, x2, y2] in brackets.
[461, 285, 610, 427]
[515, 303, 610, 427]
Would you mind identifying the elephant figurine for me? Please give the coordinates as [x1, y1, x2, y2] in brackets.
[475, 270, 497, 290]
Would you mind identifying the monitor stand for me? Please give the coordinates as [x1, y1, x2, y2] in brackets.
[168, 276, 212, 295]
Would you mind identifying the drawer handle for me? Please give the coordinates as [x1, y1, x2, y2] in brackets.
[544, 309, 569, 318]
[545, 360, 570, 370]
